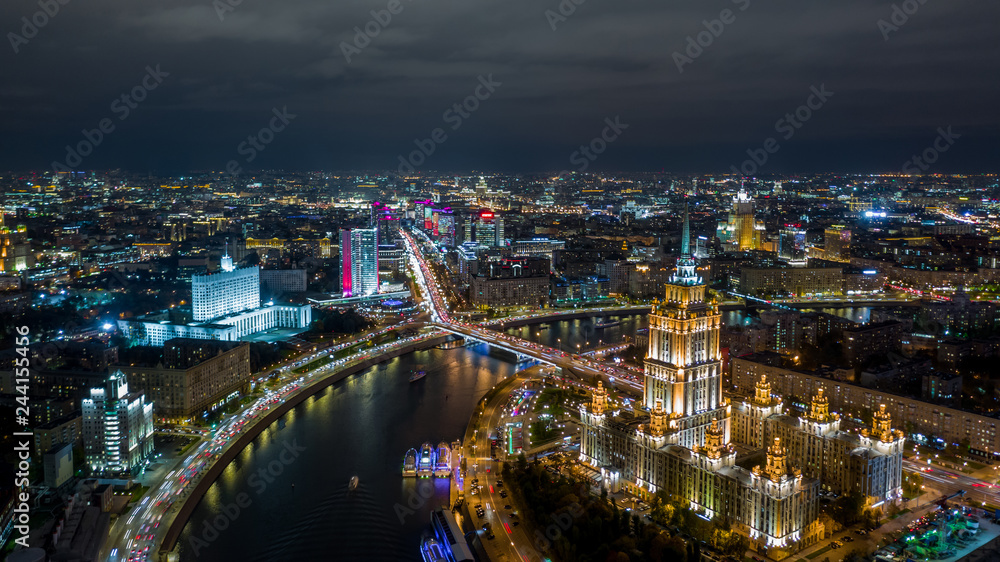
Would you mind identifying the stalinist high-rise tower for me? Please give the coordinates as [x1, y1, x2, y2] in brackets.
[578, 202, 821, 555]
[643, 204, 727, 449]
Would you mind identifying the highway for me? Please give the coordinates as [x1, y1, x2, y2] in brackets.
[102, 325, 445, 562]
[903, 459, 1000, 507]
[400, 228, 644, 396]
[466, 375, 539, 562]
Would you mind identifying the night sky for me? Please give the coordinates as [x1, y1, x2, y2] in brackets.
[1, 0, 997, 174]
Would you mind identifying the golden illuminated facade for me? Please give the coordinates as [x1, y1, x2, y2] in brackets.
[644, 205, 726, 448]
[733, 190, 759, 250]
[0, 213, 32, 273]
[732, 377, 905, 505]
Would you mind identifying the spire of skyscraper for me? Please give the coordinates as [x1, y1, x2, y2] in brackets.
[221, 239, 234, 272]
[680, 202, 691, 259]
[670, 201, 699, 285]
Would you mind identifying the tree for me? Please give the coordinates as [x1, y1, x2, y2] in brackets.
[831, 492, 866, 527]
[722, 532, 750, 557]
[903, 472, 924, 497]
[958, 437, 972, 457]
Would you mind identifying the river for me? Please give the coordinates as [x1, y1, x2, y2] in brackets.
[178, 345, 515, 562]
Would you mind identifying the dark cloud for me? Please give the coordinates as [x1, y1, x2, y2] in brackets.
[0, 0, 996, 173]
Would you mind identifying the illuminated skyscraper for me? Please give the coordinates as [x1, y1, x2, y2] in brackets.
[579, 205, 822, 555]
[778, 226, 807, 265]
[732, 189, 760, 251]
[82, 370, 154, 475]
[824, 226, 851, 262]
[643, 203, 726, 448]
[340, 227, 379, 297]
[471, 209, 503, 247]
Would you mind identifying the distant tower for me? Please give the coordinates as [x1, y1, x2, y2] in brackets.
[732, 189, 759, 251]
[590, 380, 609, 416]
[221, 241, 234, 272]
[824, 226, 852, 262]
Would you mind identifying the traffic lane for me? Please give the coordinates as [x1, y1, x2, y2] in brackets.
[476, 393, 521, 560]
[484, 384, 546, 559]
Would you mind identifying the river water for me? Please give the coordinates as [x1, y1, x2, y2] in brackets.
[178, 345, 515, 562]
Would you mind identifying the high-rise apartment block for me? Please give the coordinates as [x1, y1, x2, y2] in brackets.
[82, 371, 154, 475]
[824, 226, 851, 262]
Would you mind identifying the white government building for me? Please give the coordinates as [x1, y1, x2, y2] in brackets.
[119, 253, 312, 346]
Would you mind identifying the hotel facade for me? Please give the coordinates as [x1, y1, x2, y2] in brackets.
[578, 207, 904, 559]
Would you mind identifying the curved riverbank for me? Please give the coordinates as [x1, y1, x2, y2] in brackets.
[159, 332, 451, 555]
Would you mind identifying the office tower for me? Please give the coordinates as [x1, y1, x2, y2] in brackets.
[340, 227, 379, 297]
[473, 210, 503, 247]
[371, 201, 400, 244]
[191, 255, 260, 322]
[824, 226, 851, 262]
[778, 226, 807, 265]
[82, 370, 154, 475]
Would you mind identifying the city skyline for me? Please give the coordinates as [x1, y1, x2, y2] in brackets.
[3, 2, 1000, 561]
